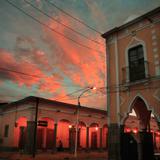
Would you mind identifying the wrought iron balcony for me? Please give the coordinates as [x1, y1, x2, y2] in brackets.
[122, 61, 149, 84]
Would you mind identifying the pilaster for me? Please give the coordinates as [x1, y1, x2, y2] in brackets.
[25, 121, 35, 154]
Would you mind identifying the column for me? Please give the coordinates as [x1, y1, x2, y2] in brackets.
[108, 124, 121, 160]
[25, 121, 35, 154]
[86, 126, 89, 151]
[43, 128, 47, 149]
[106, 128, 108, 149]
[139, 131, 154, 160]
[99, 128, 103, 151]
[19, 126, 26, 150]
[153, 132, 157, 151]
[69, 127, 75, 153]
[53, 123, 57, 152]
[158, 121, 160, 130]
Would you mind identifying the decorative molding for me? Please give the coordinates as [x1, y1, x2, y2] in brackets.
[152, 41, 157, 46]
[153, 48, 158, 52]
[151, 29, 156, 34]
[154, 54, 159, 58]
[153, 88, 160, 102]
[151, 27, 160, 76]
[127, 36, 143, 47]
[124, 36, 148, 82]
[120, 93, 152, 125]
[155, 66, 160, 75]
[152, 35, 157, 40]
[155, 60, 159, 65]
[115, 35, 120, 124]
[120, 96, 125, 106]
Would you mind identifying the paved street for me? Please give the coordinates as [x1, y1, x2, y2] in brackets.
[0, 151, 107, 160]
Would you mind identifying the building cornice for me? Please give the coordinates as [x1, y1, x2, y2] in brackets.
[102, 6, 160, 38]
[0, 96, 107, 115]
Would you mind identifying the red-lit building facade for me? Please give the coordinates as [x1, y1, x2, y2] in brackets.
[0, 96, 159, 154]
[0, 96, 108, 153]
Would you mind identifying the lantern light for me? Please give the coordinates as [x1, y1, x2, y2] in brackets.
[125, 128, 131, 133]
[133, 128, 138, 134]
[156, 131, 160, 136]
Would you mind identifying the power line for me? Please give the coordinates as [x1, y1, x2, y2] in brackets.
[96, 74, 160, 91]
[25, 81, 160, 100]
[54, 87, 90, 101]
[1, 66, 159, 99]
[57, 90, 101, 101]
[54, 85, 106, 102]
[0, 67, 81, 88]
[0, 67, 39, 78]
[24, 0, 104, 46]
[98, 85, 160, 94]
[45, 0, 102, 35]
[6, 0, 105, 57]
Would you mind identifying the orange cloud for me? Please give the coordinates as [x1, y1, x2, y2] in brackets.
[42, 15, 105, 89]
[0, 49, 61, 93]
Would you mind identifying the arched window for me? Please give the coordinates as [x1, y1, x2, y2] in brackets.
[128, 45, 146, 82]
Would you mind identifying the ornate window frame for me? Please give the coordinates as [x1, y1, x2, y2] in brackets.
[125, 37, 148, 83]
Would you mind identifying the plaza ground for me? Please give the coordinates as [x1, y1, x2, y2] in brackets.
[0, 151, 107, 160]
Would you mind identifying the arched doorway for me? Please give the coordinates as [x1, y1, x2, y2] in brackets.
[58, 119, 72, 150]
[78, 121, 86, 149]
[103, 124, 108, 149]
[90, 123, 99, 150]
[122, 96, 154, 160]
[37, 117, 54, 150]
[14, 116, 27, 150]
[125, 112, 160, 153]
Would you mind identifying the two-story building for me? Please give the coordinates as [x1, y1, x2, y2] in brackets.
[102, 7, 160, 160]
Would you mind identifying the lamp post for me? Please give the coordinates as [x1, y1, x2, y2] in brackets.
[74, 86, 96, 157]
[32, 97, 39, 158]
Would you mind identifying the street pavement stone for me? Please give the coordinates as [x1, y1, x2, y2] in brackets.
[0, 151, 107, 160]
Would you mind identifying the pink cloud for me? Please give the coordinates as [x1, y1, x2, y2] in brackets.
[42, 16, 105, 89]
[0, 49, 61, 93]
[15, 36, 51, 71]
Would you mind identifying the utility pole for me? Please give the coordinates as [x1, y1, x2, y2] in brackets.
[74, 100, 80, 157]
[32, 97, 39, 158]
[74, 86, 96, 158]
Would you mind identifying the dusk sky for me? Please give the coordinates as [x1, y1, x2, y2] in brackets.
[0, 0, 160, 110]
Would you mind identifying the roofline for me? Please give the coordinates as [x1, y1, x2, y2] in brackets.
[102, 6, 160, 38]
[1, 96, 107, 114]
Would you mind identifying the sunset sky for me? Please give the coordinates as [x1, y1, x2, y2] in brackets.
[0, 0, 160, 110]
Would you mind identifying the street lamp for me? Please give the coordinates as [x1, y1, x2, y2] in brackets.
[74, 86, 96, 157]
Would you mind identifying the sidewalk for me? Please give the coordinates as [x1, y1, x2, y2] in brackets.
[0, 151, 107, 160]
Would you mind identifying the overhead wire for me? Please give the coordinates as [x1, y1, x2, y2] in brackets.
[99, 74, 160, 91]
[0, 66, 105, 100]
[1, 79, 160, 103]
[0, 77, 159, 103]
[45, 0, 102, 34]
[24, 0, 104, 46]
[106, 85, 160, 94]
[54, 87, 89, 101]
[6, 0, 105, 58]
[0, 67, 80, 88]
[0, 65, 159, 100]
[1, 63, 159, 99]
[0, 67, 39, 78]
[56, 90, 101, 101]
[4, 1, 160, 101]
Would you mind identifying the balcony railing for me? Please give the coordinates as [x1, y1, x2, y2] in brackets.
[122, 61, 149, 84]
